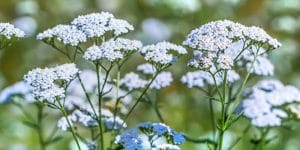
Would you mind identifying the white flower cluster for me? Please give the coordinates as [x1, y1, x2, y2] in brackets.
[120, 64, 174, 90]
[120, 72, 148, 90]
[184, 20, 281, 71]
[37, 25, 87, 46]
[140, 41, 187, 66]
[183, 20, 281, 51]
[137, 63, 157, 75]
[0, 23, 25, 39]
[150, 72, 173, 90]
[242, 80, 300, 127]
[83, 38, 142, 62]
[225, 42, 274, 76]
[0, 81, 34, 104]
[24, 63, 79, 103]
[181, 70, 239, 88]
[37, 12, 135, 46]
[57, 115, 77, 131]
[71, 12, 134, 38]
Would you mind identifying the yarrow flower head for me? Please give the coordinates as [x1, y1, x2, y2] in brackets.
[0, 23, 25, 39]
[115, 129, 143, 150]
[0, 22, 25, 49]
[242, 79, 300, 127]
[24, 63, 79, 103]
[37, 25, 87, 46]
[83, 38, 142, 62]
[139, 41, 187, 67]
[183, 20, 281, 72]
[71, 12, 134, 38]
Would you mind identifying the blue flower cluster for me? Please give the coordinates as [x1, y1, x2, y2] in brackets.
[116, 122, 185, 150]
[138, 122, 185, 145]
[116, 129, 143, 150]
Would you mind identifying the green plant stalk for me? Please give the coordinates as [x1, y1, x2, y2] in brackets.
[96, 64, 105, 150]
[217, 70, 227, 150]
[225, 50, 259, 127]
[57, 100, 81, 150]
[37, 104, 46, 150]
[207, 88, 216, 141]
[117, 71, 161, 135]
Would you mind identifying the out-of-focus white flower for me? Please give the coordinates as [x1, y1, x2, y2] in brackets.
[141, 18, 171, 43]
[150, 72, 173, 90]
[246, 56, 274, 76]
[120, 72, 148, 90]
[140, 41, 187, 66]
[103, 116, 127, 130]
[242, 79, 300, 127]
[0, 81, 34, 104]
[13, 16, 37, 36]
[57, 115, 77, 131]
[181, 70, 239, 88]
[137, 63, 157, 75]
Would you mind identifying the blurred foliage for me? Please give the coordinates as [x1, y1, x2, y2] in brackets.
[0, 0, 300, 149]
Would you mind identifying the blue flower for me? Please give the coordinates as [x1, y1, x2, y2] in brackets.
[152, 123, 169, 136]
[116, 129, 143, 150]
[172, 131, 185, 145]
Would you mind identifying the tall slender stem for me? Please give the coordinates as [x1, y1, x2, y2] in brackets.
[96, 64, 105, 150]
[37, 104, 46, 150]
[57, 100, 81, 150]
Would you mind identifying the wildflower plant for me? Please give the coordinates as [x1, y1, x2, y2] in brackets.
[0, 13, 300, 150]
[181, 19, 300, 150]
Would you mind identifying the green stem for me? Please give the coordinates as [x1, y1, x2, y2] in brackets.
[117, 71, 161, 134]
[209, 99, 216, 141]
[96, 64, 105, 150]
[37, 104, 46, 150]
[225, 49, 260, 127]
[57, 100, 81, 150]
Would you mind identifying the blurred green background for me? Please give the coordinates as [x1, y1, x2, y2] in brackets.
[1, 0, 300, 149]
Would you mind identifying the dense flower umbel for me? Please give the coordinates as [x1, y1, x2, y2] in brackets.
[37, 12, 135, 47]
[71, 12, 134, 38]
[37, 25, 87, 46]
[242, 80, 300, 127]
[23, 63, 79, 103]
[183, 20, 281, 51]
[183, 20, 281, 72]
[116, 122, 185, 149]
[139, 41, 187, 67]
[0, 23, 25, 39]
[83, 38, 142, 62]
